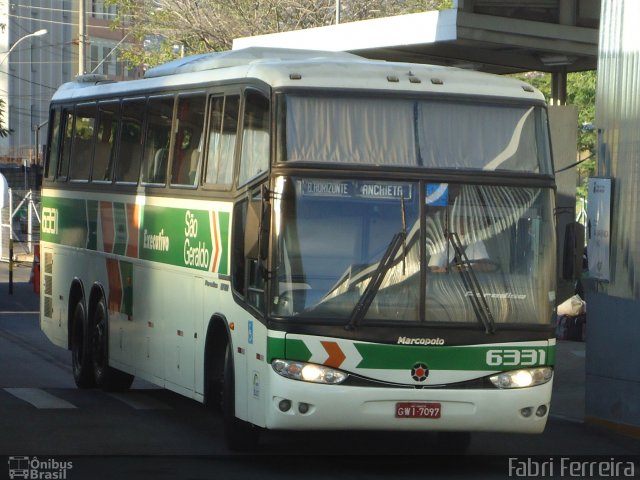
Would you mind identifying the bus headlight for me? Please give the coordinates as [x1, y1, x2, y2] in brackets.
[489, 367, 553, 389]
[272, 359, 348, 385]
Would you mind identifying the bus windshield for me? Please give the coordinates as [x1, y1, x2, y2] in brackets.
[280, 94, 552, 174]
[271, 177, 556, 327]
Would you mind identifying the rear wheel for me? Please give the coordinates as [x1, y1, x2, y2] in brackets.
[71, 301, 95, 389]
[91, 297, 134, 392]
[222, 344, 260, 451]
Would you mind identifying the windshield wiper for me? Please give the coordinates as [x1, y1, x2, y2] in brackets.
[345, 231, 405, 331]
[400, 195, 407, 275]
[448, 232, 496, 334]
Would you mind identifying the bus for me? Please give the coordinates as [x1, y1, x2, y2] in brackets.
[40, 47, 557, 451]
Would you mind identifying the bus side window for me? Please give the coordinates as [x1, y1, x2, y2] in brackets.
[238, 91, 270, 186]
[141, 95, 175, 185]
[204, 95, 239, 187]
[69, 103, 97, 181]
[170, 93, 205, 186]
[93, 101, 120, 182]
[44, 108, 62, 180]
[115, 98, 145, 183]
[57, 109, 74, 180]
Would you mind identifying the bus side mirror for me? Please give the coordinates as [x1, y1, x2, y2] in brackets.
[245, 199, 260, 260]
[259, 197, 271, 262]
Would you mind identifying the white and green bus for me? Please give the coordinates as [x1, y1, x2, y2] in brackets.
[40, 47, 557, 450]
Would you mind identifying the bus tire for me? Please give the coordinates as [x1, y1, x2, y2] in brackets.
[71, 301, 96, 389]
[222, 344, 260, 451]
[91, 297, 134, 392]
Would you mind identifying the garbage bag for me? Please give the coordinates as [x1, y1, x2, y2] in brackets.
[557, 294, 586, 317]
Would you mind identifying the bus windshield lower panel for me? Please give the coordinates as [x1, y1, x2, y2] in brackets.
[271, 177, 556, 327]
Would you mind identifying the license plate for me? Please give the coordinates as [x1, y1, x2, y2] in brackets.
[395, 402, 441, 419]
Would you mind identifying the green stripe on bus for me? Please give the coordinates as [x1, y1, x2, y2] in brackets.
[217, 211, 230, 275]
[41, 197, 88, 248]
[354, 344, 553, 371]
[284, 339, 312, 362]
[42, 196, 231, 274]
[267, 337, 286, 362]
[276, 337, 552, 371]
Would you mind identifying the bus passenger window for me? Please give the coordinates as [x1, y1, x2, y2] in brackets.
[45, 108, 61, 180]
[238, 92, 269, 186]
[205, 95, 239, 186]
[69, 103, 97, 181]
[115, 98, 144, 183]
[57, 109, 74, 180]
[141, 95, 175, 185]
[93, 101, 120, 182]
[170, 93, 205, 186]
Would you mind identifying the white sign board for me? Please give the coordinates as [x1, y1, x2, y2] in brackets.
[587, 177, 612, 281]
[0, 173, 8, 209]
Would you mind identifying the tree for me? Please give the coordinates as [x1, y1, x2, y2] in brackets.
[106, 0, 450, 69]
[0, 99, 11, 138]
[515, 70, 597, 202]
[1, 21, 11, 136]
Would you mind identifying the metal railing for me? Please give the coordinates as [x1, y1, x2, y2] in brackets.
[1, 188, 41, 261]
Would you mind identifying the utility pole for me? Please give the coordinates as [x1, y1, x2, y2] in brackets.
[78, 0, 86, 74]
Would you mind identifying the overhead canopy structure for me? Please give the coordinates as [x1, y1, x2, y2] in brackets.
[234, 0, 600, 104]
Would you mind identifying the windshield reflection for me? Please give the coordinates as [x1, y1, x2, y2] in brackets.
[272, 177, 555, 326]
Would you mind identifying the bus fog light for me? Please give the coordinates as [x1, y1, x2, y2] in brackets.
[490, 367, 553, 389]
[298, 402, 310, 414]
[278, 399, 292, 412]
[272, 359, 348, 385]
[520, 407, 533, 418]
[536, 405, 548, 417]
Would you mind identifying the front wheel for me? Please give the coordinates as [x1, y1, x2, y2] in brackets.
[71, 301, 96, 389]
[222, 344, 260, 451]
[91, 298, 134, 392]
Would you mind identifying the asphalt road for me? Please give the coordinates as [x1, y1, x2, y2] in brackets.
[1, 262, 639, 479]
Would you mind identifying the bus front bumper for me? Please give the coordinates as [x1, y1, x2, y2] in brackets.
[264, 369, 553, 433]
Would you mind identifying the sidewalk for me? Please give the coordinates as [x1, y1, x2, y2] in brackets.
[0, 259, 40, 312]
[551, 339, 586, 422]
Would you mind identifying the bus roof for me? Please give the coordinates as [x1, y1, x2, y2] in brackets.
[51, 47, 544, 103]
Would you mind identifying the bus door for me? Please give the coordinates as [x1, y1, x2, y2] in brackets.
[232, 183, 270, 426]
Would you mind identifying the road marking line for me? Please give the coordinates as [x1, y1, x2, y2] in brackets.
[549, 413, 584, 424]
[107, 392, 171, 410]
[4, 388, 77, 409]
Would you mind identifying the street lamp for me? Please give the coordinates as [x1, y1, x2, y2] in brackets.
[0, 29, 48, 66]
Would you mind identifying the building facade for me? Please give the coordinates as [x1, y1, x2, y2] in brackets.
[0, 0, 134, 166]
[586, 0, 640, 435]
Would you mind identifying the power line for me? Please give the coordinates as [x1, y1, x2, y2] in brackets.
[11, 2, 125, 20]
[3, 70, 59, 91]
[11, 4, 81, 15]
[4, 41, 81, 58]
[8, 13, 123, 31]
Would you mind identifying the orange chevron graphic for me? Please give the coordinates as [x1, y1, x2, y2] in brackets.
[321, 341, 346, 368]
[211, 211, 220, 272]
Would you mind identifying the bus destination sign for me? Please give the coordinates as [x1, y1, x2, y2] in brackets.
[301, 179, 412, 200]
